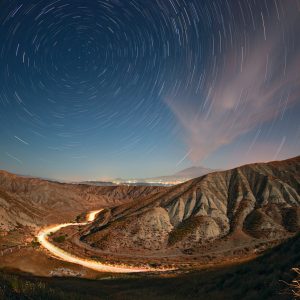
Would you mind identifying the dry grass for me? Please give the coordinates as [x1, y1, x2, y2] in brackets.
[289, 268, 300, 298]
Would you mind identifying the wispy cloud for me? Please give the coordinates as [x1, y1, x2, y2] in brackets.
[167, 2, 300, 163]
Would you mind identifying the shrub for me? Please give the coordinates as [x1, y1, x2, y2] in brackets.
[53, 235, 66, 243]
[289, 268, 300, 298]
[30, 238, 40, 248]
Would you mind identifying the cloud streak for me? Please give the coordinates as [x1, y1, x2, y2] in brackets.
[167, 2, 300, 163]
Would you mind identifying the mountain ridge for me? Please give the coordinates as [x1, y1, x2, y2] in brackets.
[0, 170, 166, 231]
[79, 156, 300, 255]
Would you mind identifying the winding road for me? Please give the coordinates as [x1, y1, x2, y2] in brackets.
[37, 209, 153, 273]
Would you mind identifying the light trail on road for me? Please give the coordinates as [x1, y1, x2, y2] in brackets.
[86, 209, 103, 222]
[37, 209, 153, 273]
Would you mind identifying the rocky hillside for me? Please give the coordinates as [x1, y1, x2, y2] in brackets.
[80, 156, 300, 253]
[0, 170, 166, 231]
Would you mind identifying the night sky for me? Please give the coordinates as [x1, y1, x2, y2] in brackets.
[0, 0, 299, 181]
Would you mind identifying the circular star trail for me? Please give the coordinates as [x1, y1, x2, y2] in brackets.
[0, 0, 299, 179]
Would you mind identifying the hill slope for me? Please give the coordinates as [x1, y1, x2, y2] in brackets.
[80, 156, 300, 254]
[0, 170, 166, 231]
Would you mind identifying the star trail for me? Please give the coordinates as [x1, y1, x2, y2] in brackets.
[0, 0, 299, 180]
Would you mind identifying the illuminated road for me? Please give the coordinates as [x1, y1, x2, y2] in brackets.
[37, 209, 153, 273]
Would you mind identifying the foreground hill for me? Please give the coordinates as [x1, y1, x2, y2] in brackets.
[80, 156, 300, 254]
[1, 233, 299, 299]
[0, 171, 165, 231]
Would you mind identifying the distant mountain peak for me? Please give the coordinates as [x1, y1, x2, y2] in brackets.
[174, 166, 216, 177]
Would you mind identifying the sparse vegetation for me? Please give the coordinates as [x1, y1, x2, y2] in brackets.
[288, 268, 300, 298]
[0, 271, 85, 300]
[30, 237, 40, 248]
[168, 216, 204, 246]
[53, 235, 66, 243]
[148, 262, 161, 268]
